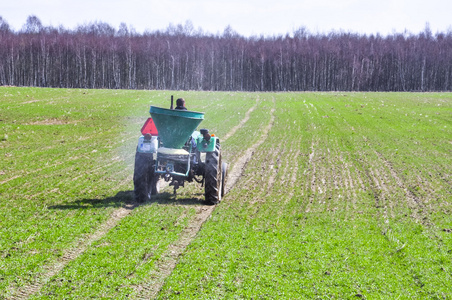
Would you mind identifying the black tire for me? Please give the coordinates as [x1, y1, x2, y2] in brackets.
[150, 171, 160, 195]
[133, 152, 157, 202]
[204, 142, 222, 205]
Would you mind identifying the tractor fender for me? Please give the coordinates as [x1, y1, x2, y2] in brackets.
[197, 136, 220, 152]
[136, 135, 158, 153]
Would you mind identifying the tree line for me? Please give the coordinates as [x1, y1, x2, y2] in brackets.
[0, 16, 451, 91]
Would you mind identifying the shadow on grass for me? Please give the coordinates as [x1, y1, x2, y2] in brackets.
[48, 190, 211, 210]
[48, 191, 134, 210]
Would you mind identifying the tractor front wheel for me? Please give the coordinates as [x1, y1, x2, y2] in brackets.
[204, 142, 222, 205]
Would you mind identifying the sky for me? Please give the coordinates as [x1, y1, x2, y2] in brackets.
[1, 0, 451, 36]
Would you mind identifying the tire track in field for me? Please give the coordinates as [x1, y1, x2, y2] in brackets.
[225, 99, 276, 194]
[9, 203, 137, 300]
[221, 97, 259, 143]
[0, 174, 20, 185]
[133, 98, 275, 299]
[134, 205, 214, 299]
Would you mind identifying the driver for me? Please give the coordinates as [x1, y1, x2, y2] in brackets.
[175, 98, 187, 110]
[175, 98, 197, 152]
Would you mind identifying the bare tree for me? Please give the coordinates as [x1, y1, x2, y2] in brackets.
[0, 15, 450, 91]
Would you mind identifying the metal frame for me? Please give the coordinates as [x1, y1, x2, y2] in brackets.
[154, 143, 192, 178]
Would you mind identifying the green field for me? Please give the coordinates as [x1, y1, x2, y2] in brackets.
[1, 87, 451, 299]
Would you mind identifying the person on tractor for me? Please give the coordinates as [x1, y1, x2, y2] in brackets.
[174, 98, 197, 151]
[175, 98, 187, 110]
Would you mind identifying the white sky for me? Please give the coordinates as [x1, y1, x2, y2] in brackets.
[1, 0, 451, 36]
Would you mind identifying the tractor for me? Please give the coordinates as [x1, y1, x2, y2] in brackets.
[133, 96, 227, 205]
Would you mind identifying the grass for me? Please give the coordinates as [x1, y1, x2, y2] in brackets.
[1, 88, 451, 299]
[35, 203, 195, 299]
[0, 87, 258, 298]
[157, 92, 452, 299]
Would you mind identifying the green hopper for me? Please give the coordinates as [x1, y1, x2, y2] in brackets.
[149, 106, 204, 149]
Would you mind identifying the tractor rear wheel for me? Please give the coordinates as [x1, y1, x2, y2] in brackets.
[150, 172, 160, 195]
[204, 142, 222, 205]
[133, 152, 157, 202]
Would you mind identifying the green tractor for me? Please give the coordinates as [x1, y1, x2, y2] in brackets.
[133, 97, 227, 205]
